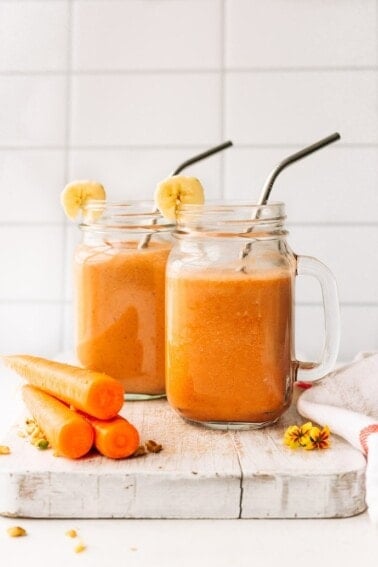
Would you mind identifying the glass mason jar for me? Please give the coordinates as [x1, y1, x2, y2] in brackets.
[166, 202, 340, 429]
[74, 201, 174, 399]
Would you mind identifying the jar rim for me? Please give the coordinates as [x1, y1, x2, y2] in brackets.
[177, 200, 286, 222]
[176, 201, 287, 239]
[79, 200, 175, 233]
[178, 200, 285, 214]
[83, 200, 159, 215]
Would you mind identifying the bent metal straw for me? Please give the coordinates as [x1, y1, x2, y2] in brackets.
[240, 132, 341, 267]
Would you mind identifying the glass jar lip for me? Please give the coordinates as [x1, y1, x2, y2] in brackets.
[178, 200, 285, 213]
[177, 200, 286, 222]
[79, 200, 175, 232]
[83, 200, 158, 216]
[176, 200, 287, 239]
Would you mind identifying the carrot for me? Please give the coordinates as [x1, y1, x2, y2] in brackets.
[2, 355, 124, 420]
[83, 414, 140, 459]
[22, 385, 94, 459]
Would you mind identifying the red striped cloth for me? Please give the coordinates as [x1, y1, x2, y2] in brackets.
[297, 352, 378, 522]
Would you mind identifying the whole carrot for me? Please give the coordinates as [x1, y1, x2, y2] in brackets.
[3, 355, 124, 420]
[84, 414, 140, 459]
[22, 385, 94, 459]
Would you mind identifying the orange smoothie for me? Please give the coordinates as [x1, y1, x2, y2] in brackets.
[75, 240, 171, 395]
[166, 268, 294, 424]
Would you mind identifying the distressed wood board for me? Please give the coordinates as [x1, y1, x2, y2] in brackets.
[0, 398, 366, 519]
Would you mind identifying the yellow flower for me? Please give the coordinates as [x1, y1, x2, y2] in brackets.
[284, 421, 331, 451]
[283, 422, 313, 449]
[303, 425, 331, 450]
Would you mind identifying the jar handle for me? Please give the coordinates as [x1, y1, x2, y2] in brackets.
[295, 255, 340, 382]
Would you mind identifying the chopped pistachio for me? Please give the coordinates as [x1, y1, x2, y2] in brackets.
[37, 439, 49, 450]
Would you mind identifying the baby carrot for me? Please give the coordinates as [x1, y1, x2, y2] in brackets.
[83, 414, 140, 459]
[2, 355, 124, 420]
[22, 385, 94, 459]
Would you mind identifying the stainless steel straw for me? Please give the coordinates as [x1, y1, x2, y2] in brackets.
[240, 132, 341, 264]
[138, 141, 233, 249]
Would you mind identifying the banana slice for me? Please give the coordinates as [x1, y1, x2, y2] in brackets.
[60, 180, 106, 220]
[154, 175, 204, 220]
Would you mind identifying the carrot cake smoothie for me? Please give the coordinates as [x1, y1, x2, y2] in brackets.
[166, 267, 294, 424]
[75, 240, 171, 395]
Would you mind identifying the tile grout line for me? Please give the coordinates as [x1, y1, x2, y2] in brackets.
[376, 0, 378, 116]
[377, 0, 378, 67]
[59, 0, 73, 353]
[0, 67, 377, 76]
[1, 143, 377, 151]
[219, 0, 226, 199]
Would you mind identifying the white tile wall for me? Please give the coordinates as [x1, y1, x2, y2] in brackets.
[225, 0, 377, 68]
[225, 71, 378, 145]
[72, 0, 221, 70]
[70, 74, 221, 145]
[290, 226, 378, 304]
[0, 0, 377, 362]
[0, 1, 69, 72]
[296, 305, 378, 362]
[0, 76, 67, 146]
[0, 226, 64, 301]
[0, 303, 62, 356]
[69, 148, 222, 200]
[1, 150, 66, 223]
[224, 147, 378, 222]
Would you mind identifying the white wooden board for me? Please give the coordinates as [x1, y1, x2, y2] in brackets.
[0, 399, 366, 519]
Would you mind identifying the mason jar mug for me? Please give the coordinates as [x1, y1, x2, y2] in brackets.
[74, 202, 173, 399]
[166, 202, 340, 429]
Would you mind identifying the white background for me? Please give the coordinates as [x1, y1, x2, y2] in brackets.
[0, 0, 377, 361]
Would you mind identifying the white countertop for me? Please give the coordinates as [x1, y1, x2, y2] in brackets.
[1, 371, 377, 567]
[1, 513, 377, 567]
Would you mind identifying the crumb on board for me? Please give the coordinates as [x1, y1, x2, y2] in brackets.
[146, 440, 163, 453]
[0, 445, 10, 455]
[7, 526, 27, 537]
[66, 529, 78, 538]
[132, 440, 163, 457]
[74, 542, 86, 553]
[132, 445, 147, 457]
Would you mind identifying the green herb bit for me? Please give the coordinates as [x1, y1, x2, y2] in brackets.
[37, 439, 49, 450]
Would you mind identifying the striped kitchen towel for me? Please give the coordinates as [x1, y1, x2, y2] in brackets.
[297, 352, 378, 523]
